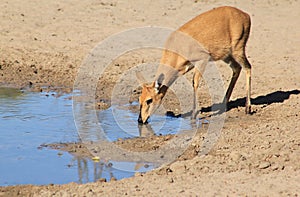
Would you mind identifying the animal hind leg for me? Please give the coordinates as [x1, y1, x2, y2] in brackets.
[232, 54, 252, 114]
[223, 57, 242, 105]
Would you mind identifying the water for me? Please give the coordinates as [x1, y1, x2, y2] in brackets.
[0, 88, 194, 186]
[98, 105, 193, 141]
[0, 88, 135, 186]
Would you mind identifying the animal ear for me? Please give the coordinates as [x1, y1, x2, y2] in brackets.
[153, 80, 161, 93]
[157, 74, 165, 86]
[158, 85, 168, 96]
[136, 71, 147, 85]
[152, 73, 165, 93]
[155, 80, 160, 88]
[154, 73, 164, 90]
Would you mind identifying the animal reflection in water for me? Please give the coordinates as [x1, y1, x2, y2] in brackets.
[75, 153, 152, 183]
[75, 125, 157, 182]
[75, 158, 116, 183]
[138, 123, 155, 137]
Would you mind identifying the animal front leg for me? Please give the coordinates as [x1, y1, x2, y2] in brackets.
[191, 59, 207, 119]
[192, 68, 201, 119]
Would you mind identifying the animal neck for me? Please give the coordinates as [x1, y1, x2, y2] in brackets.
[156, 50, 188, 88]
[155, 66, 179, 88]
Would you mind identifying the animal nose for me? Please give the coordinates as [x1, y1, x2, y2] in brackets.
[138, 113, 148, 124]
[138, 113, 143, 124]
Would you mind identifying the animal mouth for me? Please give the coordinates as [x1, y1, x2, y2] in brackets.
[138, 113, 148, 124]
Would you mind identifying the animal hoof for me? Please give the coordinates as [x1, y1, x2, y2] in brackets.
[245, 106, 251, 114]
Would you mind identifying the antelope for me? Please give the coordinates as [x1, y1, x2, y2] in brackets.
[137, 6, 252, 124]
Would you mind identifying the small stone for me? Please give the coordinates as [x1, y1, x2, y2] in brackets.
[110, 177, 117, 181]
[271, 163, 279, 171]
[202, 166, 210, 173]
[93, 146, 100, 153]
[96, 102, 109, 110]
[135, 172, 142, 177]
[258, 161, 271, 169]
[229, 151, 242, 162]
[107, 162, 113, 167]
[144, 164, 149, 168]
[169, 162, 186, 173]
[97, 178, 107, 182]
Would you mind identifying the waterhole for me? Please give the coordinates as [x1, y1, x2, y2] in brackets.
[0, 87, 196, 186]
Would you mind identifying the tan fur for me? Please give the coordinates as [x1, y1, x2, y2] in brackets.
[138, 6, 252, 124]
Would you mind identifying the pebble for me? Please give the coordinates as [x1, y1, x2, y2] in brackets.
[134, 172, 142, 177]
[229, 151, 242, 162]
[97, 178, 107, 182]
[110, 177, 117, 181]
[93, 146, 100, 153]
[271, 163, 280, 171]
[201, 166, 210, 173]
[169, 162, 186, 173]
[96, 102, 109, 110]
[258, 161, 271, 169]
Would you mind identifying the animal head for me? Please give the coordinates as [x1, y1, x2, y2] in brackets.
[138, 81, 164, 124]
[136, 72, 166, 124]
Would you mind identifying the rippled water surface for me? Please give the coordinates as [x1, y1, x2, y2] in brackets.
[0, 88, 195, 186]
[0, 88, 136, 186]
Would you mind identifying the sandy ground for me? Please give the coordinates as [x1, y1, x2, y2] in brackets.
[1, 0, 300, 196]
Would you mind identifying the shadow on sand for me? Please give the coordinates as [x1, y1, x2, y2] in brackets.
[200, 89, 300, 114]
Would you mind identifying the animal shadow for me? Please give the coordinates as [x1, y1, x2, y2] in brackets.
[200, 89, 300, 114]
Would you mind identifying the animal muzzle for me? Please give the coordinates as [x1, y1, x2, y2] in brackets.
[138, 113, 148, 124]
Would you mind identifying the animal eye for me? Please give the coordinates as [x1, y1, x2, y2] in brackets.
[146, 98, 153, 105]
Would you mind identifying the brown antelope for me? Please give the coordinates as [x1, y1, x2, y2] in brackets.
[137, 6, 252, 124]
